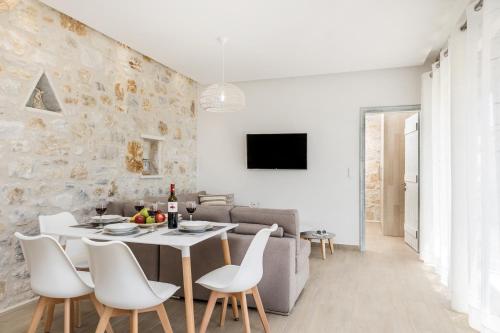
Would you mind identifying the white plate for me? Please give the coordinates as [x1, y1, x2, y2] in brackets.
[178, 225, 214, 233]
[179, 221, 210, 231]
[104, 223, 137, 232]
[103, 228, 139, 236]
[91, 215, 123, 223]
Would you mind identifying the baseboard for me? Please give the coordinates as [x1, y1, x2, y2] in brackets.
[366, 220, 381, 223]
[0, 296, 38, 315]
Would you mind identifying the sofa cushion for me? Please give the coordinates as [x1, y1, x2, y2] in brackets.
[199, 194, 228, 206]
[146, 191, 206, 205]
[198, 193, 235, 206]
[178, 202, 233, 223]
[234, 223, 284, 238]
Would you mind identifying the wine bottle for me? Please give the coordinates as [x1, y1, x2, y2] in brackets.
[167, 183, 178, 229]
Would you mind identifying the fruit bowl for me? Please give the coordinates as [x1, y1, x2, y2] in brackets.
[132, 220, 167, 228]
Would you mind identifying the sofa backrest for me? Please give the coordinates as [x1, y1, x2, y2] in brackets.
[230, 207, 300, 238]
[178, 202, 233, 223]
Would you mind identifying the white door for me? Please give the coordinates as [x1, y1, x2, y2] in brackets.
[404, 113, 419, 251]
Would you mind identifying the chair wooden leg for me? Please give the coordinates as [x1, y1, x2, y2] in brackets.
[130, 309, 139, 333]
[156, 304, 173, 333]
[199, 291, 218, 333]
[240, 292, 251, 333]
[320, 239, 326, 260]
[96, 306, 113, 333]
[44, 302, 55, 333]
[251, 287, 271, 333]
[328, 238, 334, 254]
[64, 298, 71, 333]
[219, 297, 228, 327]
[90, 294, 114, 333]
[230, 295, 239, 321]
[27, 297, 48, 333]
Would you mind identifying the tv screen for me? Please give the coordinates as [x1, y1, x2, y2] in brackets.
[246, 133, 307, 170]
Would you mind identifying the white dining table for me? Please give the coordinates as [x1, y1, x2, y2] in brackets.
[41, 221, 239, 333]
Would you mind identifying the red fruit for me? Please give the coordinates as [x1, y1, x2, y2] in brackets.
[135, 215, 146, 224]
[155, 213, 166, 223]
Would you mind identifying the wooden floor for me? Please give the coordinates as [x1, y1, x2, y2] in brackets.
[0, 223, 474, 333]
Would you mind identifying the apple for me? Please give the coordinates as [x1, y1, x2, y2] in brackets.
[135, 215, 146, 224]
[155, 213, 166, 223]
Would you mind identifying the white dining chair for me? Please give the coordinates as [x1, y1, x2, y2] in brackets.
[39, 212, 90, 327]
[196, 224, 278, 333]
[15, 232, 113, 333]
[82, 238, 179, 333]
[39, 212, 89, 269]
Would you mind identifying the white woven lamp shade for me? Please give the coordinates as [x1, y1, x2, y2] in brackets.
[200, 37, 245, 113]
[200, 82, 245, 112]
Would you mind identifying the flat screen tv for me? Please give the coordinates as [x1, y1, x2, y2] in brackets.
[246, 133, 307, 170]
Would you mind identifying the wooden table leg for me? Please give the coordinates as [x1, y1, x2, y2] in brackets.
[181, 247, 196, 333]
[328, 238, 334, 254]
[320, 239, 326, 260]
[221, 233, 240, 321]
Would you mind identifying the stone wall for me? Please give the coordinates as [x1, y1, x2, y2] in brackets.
[365, 113, 383, 223]
[0, 0, 197, 309]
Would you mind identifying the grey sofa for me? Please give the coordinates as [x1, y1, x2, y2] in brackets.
[107, 192, 310, 314]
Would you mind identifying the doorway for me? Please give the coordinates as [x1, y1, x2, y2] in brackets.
[359, 105, 420, 252]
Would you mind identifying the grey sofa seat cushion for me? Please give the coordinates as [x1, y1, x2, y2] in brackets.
[178, 202, 233, 223]
[234, 223, 284, 238]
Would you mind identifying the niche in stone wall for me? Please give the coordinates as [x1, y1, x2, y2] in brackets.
[141, 134, 164, 179]
[24, 70, 63, 115]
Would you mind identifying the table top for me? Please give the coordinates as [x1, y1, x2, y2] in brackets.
[42, 221, 237, 250]
[301, 230, 335, 240]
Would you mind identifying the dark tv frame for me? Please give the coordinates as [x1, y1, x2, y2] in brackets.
[246, 133, 308, 170]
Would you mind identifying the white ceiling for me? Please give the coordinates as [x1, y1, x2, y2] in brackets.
[40, 0, 468, 84]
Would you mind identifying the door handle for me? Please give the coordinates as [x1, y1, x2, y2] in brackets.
[403, 183, 407, 191]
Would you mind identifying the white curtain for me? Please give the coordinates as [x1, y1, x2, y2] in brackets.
[421, 0, 500, 332]
[420, 55, 452, 286]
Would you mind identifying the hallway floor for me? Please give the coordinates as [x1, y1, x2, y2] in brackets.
[0, 223, 474, 332]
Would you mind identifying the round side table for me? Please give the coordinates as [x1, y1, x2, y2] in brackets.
[301, 231, 335, 260]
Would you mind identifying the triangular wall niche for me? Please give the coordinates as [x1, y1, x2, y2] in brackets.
[25, 72, 62, 112]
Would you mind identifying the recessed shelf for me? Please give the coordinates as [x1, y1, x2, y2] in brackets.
[141, 134, 164, 178]
[23, 70, 64, 115]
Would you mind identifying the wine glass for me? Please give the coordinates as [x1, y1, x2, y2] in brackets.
[186, 201, 197, 221]
[134, 200, 145, 213]
[148, 201, 158, 216]
[95, 200, 107, 227]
